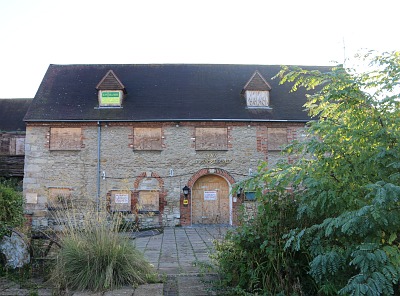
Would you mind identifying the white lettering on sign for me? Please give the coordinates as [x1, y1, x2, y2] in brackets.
[115, 194, 129, 204]
[204, 191, 217, 201]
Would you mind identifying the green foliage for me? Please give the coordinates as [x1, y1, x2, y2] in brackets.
[0, 182, 24, 239]
[49, 208, 157, 292]
[212, 190, 317, 295]
[215, 50, 400, 295]
[279, 51, 400, 295]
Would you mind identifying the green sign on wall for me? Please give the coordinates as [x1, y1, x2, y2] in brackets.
[100, 91, 121, 106]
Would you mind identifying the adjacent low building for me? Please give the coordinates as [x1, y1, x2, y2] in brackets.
[0, 99, 32, 178]
[23, 64, 326, 229]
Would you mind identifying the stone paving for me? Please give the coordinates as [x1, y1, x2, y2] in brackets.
[0, 226, 230, 296]
[134, 226, 229, 275]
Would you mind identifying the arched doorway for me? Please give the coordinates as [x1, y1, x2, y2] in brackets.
[192, 174, 230, 224]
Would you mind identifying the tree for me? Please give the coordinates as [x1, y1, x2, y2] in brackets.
[215, 51, 400, 295]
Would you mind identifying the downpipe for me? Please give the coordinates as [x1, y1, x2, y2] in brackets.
[96, 121, 101, 212]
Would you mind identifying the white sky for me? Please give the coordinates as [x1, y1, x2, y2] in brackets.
[1, 0, 399, 98]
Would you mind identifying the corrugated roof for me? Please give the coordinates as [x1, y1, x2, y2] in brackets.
[24, 64, 330, 122]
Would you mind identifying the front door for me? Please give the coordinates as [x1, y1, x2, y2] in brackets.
[192, 174, 230, 224]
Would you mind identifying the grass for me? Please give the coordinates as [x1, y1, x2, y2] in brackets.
[48, 200, 157, 293]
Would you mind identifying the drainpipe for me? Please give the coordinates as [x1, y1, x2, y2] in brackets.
[96, 121, 101, 212]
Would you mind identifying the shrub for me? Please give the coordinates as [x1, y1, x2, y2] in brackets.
[213, 190, 317, 295]
[0, 183, 24, 240]
[49, 206, 157, 292]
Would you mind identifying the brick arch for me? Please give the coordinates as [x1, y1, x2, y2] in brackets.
[133, 171, 166, 227]
[133, 171, 164, 189]
[179, 168, 236, 226]
[187, 168, 235, 188]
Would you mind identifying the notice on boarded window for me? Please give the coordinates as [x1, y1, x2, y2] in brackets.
[195, 128, 227, 150]
[204, 191, 217, 201]
[99, 91, 121, 106]
[110, 191, 131, 212]
[115, 194, 129, 204]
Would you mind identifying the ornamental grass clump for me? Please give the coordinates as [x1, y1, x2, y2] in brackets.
[49, 203, 156, 292]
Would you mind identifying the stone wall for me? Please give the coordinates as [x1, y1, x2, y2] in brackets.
[23, 122, 305, 229]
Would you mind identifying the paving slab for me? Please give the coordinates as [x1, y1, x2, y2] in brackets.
[133, 284, 163, 296]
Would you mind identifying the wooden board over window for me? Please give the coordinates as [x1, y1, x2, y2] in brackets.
[0, 136, 10, 155]
[110, 191, 131, 212]
[133, 128, 162, 150]
[50, 128, 82, 151]
[268, 128, 287, 151]
[15, 137, 25, 155]
[0, 136, 25, 155]
[48, 188, 72, 209]
[138, 191, 159, 212]
[195, 128, 228, 150]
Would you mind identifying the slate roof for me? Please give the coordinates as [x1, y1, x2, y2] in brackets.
[0, 99, 32, 132]
[24, 64, 330, 122]
[242, 71, 272, 92]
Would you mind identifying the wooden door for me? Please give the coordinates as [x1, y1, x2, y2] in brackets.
[192, 175, 230, 224]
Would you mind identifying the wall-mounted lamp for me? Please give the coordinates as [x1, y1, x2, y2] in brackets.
[182, 185, 190, 206]
[182, 185, 190, 198]
[236, 187, 243, 198]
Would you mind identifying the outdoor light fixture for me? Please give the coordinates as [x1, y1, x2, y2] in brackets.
[236, 187, 243, 198]
[182, 185, 190, 197]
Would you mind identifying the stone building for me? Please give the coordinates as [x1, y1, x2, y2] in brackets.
[23, 64, 326, 229]
[0, 99, 31, 178]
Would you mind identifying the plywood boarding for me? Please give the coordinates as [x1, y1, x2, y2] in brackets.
[133, 128, 162, 150]
[138, 191, 159, 212]
[268, 128, 287, 151]
[195, 128, 228, 150]
[48, 188, 72, 209]
[15, 138, 25, 155]
[0, 137, 10, 155]
[50, 128, 82, 150]
[110, 190, 131, 212]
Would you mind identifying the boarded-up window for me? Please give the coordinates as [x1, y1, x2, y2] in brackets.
[50, 128, 82, 151]
[138, 191, 159, 212]
[0, 136, 25, 155]
[268, 128, 287, 150]
[0, 136, 10, 155]
[195, 128, 228, 150]
[48, 188, 72, 210]
[15, 138, 25, 155]
[110, 190, 131, 212]
[133, 128, 162, 150]
[245, 91, 270, 107]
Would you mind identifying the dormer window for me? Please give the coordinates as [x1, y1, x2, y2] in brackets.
[245, 91, 270, 107]
[99, 90, 123, 107]
[96, 70, 126, 108]
[242, 71, 272, 108]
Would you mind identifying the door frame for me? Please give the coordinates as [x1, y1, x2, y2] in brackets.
[185, 168, 236, 226]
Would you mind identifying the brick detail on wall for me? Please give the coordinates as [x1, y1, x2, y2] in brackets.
[256, 126, 268, 155]
[180, 168, 236, 226]
[287, 126, 300, 164]
[132, 171, 166, 226]
[187, 168, 235, 187]
[180, 192, 191, 226]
